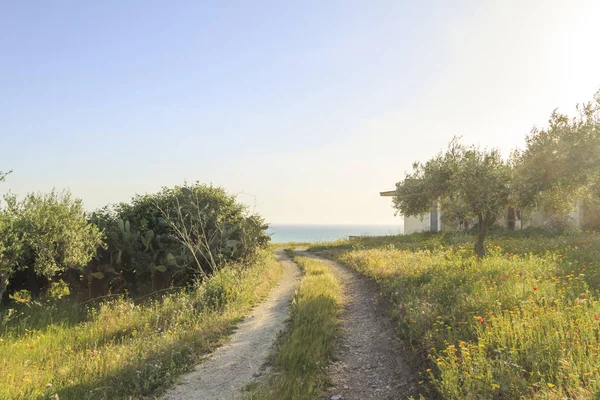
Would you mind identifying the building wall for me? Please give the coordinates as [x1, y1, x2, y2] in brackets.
[402, 201, 587, 234]
[404, 214, 431, 234]
[522, 202, 584, 229]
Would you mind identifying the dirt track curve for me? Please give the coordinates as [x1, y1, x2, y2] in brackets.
[298, 251, 417, 400]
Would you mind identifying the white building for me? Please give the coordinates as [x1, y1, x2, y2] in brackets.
[380, 190, 586, 234]
[379, 190, 441, 234]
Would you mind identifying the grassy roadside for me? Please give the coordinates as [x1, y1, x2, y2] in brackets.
[247, 253, 342, 400]
[312, 233, 600, 398]
[0, 249, 281, 400]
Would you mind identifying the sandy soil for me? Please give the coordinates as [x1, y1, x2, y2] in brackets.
[298, 252, 418, 400]
[163, 249, 301, 400]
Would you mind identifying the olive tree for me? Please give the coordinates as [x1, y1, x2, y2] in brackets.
[515, 90, 600, 223]
[394, 139, 513, 257]
[0, 190, 103, 299]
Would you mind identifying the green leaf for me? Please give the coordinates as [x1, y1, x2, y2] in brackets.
[226, 239, 240, 248]
[108, 231, 119, 243]
[155, 265, 167, 273]
[145, 229, 154, 243]
[165, 252, 177, 266]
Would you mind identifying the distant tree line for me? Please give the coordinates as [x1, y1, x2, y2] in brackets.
[0, 181, 270, 303]
[393, 90, 600, 257]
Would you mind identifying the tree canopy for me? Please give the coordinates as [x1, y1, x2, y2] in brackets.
[394, 139, 513, 257]
[515, 90, 600, 221]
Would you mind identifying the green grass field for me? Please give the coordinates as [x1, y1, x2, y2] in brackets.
[312, 231, 600, 399]
[0, 250, 281, 400]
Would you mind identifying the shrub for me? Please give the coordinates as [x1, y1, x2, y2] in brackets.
[0, 190, 103, 301]
[86, 183, 270, 298]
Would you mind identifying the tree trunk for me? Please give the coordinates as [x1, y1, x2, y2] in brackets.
[62, 268, 81, 298]
[507, 207, 516, 230]
[474, 215, 488, 258]
[25, 265, 42, 297]
[0, 275, 7, 304]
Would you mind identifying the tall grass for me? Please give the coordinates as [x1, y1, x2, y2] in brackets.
[318, 233, 600, 398]
[248, 255, 342, 400]
[0, 250, 281, 400]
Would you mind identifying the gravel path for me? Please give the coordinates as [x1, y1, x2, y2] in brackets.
[163, 250, 301, 400]
[298, 252, 417, 400]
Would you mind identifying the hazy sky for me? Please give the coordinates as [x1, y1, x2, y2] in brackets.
[1, 0, 599, 225]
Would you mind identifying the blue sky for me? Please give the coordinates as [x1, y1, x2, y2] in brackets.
[1, 1, 600, 224]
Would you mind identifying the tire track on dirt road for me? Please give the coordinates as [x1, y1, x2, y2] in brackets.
[298, 251, 417, 400]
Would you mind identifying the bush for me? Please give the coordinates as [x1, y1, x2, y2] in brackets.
[0, 190, 103, 301]
[86, 183, 270, 298]
[0, 183, 271, 303]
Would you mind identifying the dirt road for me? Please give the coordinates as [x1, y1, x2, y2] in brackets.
[163, 249, 301, 400]
[298, 252, 417, 400]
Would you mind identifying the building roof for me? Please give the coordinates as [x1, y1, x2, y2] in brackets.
[379, 190, 397, 197]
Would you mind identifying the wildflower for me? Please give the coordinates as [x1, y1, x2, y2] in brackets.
[547, 383, 555, 388]
[29, 346, 33, 350]
[594, 316, 599, 321]
[533, 287, 538, 291]
[46, 383, 52, 388]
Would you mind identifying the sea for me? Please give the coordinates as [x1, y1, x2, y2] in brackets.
[267, 224, 403, 243]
